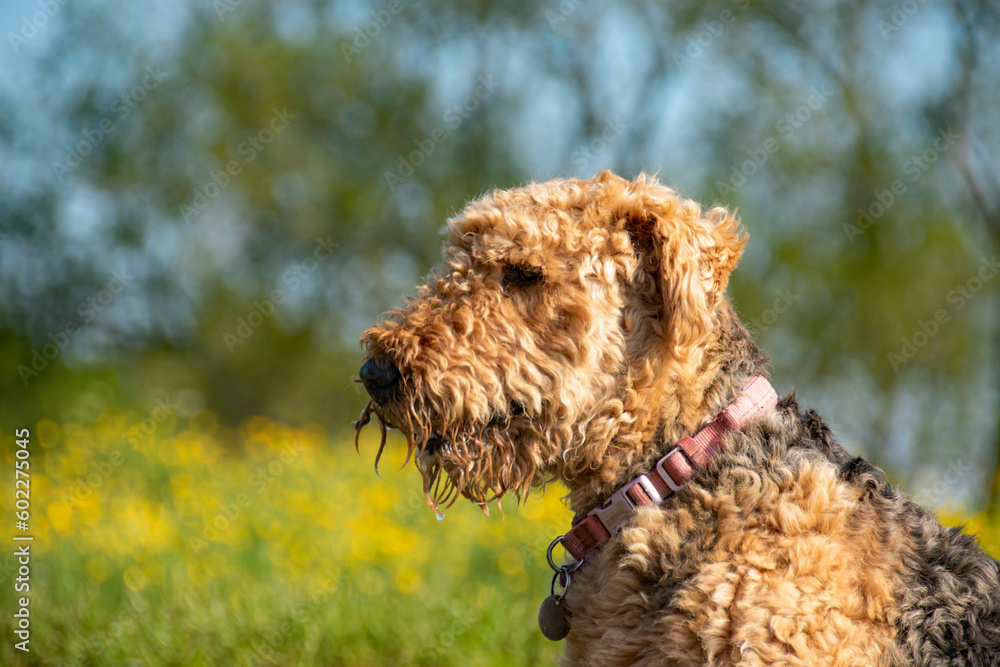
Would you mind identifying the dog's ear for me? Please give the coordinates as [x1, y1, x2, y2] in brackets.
[607, 174, 746, 360]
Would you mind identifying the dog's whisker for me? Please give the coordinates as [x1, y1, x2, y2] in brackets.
[372, 411, 388, 476]
[353, 401, 373, 453]
[399, 412, 417, 470]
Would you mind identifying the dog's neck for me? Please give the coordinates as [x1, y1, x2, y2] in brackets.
[565, 299, 770, 514]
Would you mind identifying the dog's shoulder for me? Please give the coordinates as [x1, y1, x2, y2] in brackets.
[760, 393, 1000, 664]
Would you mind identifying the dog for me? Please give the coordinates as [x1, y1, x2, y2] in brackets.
[356, 171, 1000, 665]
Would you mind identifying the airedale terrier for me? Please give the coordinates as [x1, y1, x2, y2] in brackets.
[356, 171, 1000, 665]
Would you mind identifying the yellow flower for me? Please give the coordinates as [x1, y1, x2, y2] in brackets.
[395, 568, 422, 595]
[47, 500, 75, 537]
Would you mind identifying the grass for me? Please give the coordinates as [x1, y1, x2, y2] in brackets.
[0, 411, 571, 666]
[2, 410, 998, 665]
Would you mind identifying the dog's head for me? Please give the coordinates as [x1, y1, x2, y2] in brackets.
[357, 171, 745, 511]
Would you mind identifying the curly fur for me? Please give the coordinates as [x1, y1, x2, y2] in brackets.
[358, 171, 1000, 665]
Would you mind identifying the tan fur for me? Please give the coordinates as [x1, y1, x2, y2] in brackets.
[563, 417, 908, 666]
[361, 172, 746, 510]
[358, 172, 998, 665]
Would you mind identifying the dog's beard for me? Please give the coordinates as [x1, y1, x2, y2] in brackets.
[355, 398, 547, 514]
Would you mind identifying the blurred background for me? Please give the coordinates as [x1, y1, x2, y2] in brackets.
[1, 0, 999, 664]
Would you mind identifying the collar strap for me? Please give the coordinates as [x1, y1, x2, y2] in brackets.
[562, 375, 777, 563]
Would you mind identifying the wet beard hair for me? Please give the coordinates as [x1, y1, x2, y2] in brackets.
[355, 400, 548, 515]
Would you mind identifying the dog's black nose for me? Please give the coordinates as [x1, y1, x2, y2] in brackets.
[359, 355, 401, 405]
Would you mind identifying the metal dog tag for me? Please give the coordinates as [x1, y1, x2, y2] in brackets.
[538, 595, 571, 641]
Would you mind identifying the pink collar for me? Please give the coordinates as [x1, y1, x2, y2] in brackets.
[556, 375, 778, 565]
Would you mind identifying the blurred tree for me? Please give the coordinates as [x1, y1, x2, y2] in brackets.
[1, 0, 998, 508]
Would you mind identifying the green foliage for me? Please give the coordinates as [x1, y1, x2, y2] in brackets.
[0, 416, 571, 665]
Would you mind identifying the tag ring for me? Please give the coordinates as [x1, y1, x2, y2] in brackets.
[550, 570, 570, 601]
[546, 535, 584, 574]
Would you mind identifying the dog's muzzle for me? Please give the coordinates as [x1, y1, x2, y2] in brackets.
[359, 355, 401, 405]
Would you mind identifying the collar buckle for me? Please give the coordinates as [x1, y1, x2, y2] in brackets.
[590, 473, 664, 537]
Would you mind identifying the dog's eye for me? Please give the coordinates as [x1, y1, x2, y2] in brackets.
[502, 264, 543, 288]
